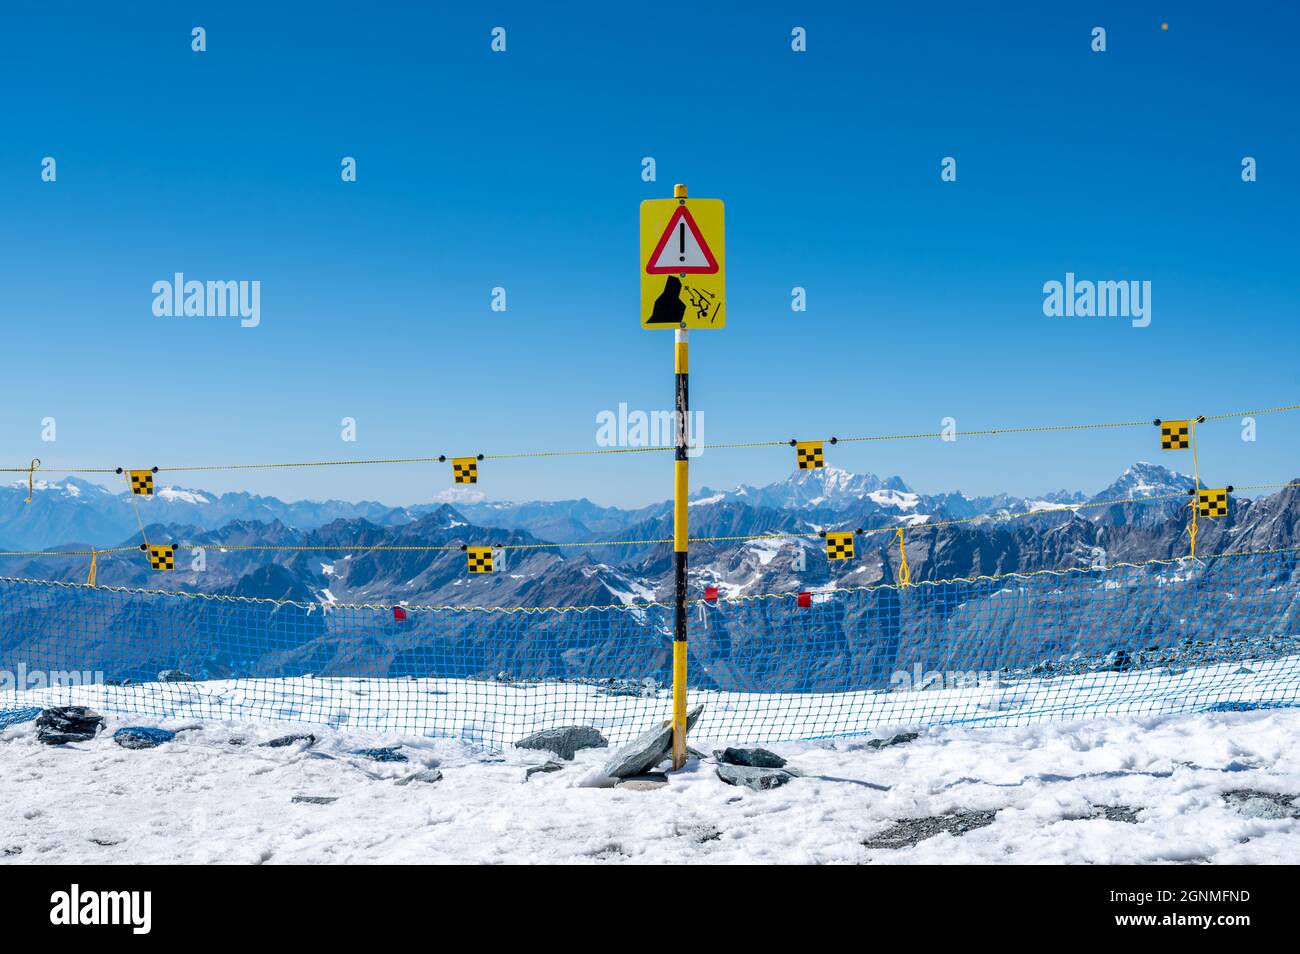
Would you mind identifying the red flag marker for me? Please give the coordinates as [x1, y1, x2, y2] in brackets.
[797, 592, 811, 608]
[393, 606, 407, 621]
[704, 586, 718, 602]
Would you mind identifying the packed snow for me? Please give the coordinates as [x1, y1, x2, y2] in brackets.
[3, 653, 1296, 863]
[1, 653, 1292, 745]
[1, 705, 1296, 864]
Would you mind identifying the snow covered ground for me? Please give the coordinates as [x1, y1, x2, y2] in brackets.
[3, 654, 1297, 864]
[1, 704, 1298, 864]
[4, 653, 1297, 748]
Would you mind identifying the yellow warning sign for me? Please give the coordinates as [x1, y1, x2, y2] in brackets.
[452, 457, 479, 484]
[824, 531, 855, 561]
[794, 441, 825, 470]
[641, 196, 725, 329]
[466, 546, 495, 574]
[146, 544, 176, 571]
[1159, 420, 1191, 450]
[1196, 488, 1229, 518]
[128, 470, 155, 496]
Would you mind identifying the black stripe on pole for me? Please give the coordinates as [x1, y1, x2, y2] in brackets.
[675, 364, 688, 643]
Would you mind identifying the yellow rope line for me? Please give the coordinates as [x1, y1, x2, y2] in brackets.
[483, 447, 672, 461]
[2, 543, 1296, 615]
[1201, 403, 1300, 422]
[0, 546, 138, 558]
[895, 528, 911, 586]
[5, 402, 1296, 475]
[122, 470, 151, 550]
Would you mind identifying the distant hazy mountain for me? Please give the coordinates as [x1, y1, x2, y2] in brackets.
[0, 477, 416, 550]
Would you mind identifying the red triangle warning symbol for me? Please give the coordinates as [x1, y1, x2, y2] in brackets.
[646, 205, 719, 275]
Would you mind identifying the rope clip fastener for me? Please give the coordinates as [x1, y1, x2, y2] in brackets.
[23, 458, 40, 504]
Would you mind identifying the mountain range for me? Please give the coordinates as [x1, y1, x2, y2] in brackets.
[2, 461, 1296, 690]
[0, 461, 1282, 608]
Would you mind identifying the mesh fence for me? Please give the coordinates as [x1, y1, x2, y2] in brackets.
[1, 548, 1298, 748]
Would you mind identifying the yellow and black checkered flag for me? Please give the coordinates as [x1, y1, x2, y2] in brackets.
[466, 546, 494, 573]
[1159, 420, 1191, 450]
[128, 469, 155, 496]
[1196, 488, 1229, 518]
[452, 457, 479, 484]
[824, 531, 855, 561]
[794, 440, 824, 470]
[145, 544, 175, 571]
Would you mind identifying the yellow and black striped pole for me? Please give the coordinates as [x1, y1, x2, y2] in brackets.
[671, 195, 691, 768]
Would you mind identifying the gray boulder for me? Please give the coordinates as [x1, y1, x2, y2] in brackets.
[395, 768, 443, 786]
[715, 763, 795, 791]
[867, 732, 919, 750]
[35, 706, 104, 745]
[515, 725, 607, 761]
[1103, 650, 1133, 672]
[259, 733, 316, 749]
[600, 705, 704, 780]
[352, 746, 407, 763]
[1223, 789, 1300, 820]
[714, 746, 786, 768]
[524, 761, 565, 781]
[113, 727, 176, 750]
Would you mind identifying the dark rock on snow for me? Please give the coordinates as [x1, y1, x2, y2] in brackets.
[1090, 804, 1140, 823]
[259, 733, 316, 749]
[291, 795, 339, 805]
[515, 725, 608, 761]
[395, 768, 443, 785]
[714, 746, 787, 768]
[524, 761, 566, 781]
[601, 704, 704, 780]
[352, 745, 408, 763]
[1222, 789, 1300, 820]
[157, 669, 194, 682]
[35, 706, 104, 745]
[863, 810, 998, 849]
[715, 763, 795, 791]
[867, 732, 919, 750]
[113, 726, 177, 749]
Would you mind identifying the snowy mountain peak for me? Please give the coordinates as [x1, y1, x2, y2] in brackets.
[1093, 462, 1196, 502]
[712, 467, 915, 512]
[156, 486, 212, 505]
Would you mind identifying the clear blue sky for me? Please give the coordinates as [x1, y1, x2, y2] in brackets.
[2, 1, 1296, 507]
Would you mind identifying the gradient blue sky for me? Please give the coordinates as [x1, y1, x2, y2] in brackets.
[2, 1, 1297, 508]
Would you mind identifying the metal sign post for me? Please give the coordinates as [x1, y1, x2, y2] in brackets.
[641, 182, 724, 770]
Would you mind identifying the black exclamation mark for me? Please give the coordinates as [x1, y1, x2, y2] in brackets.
[679, 222, 686, 262]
